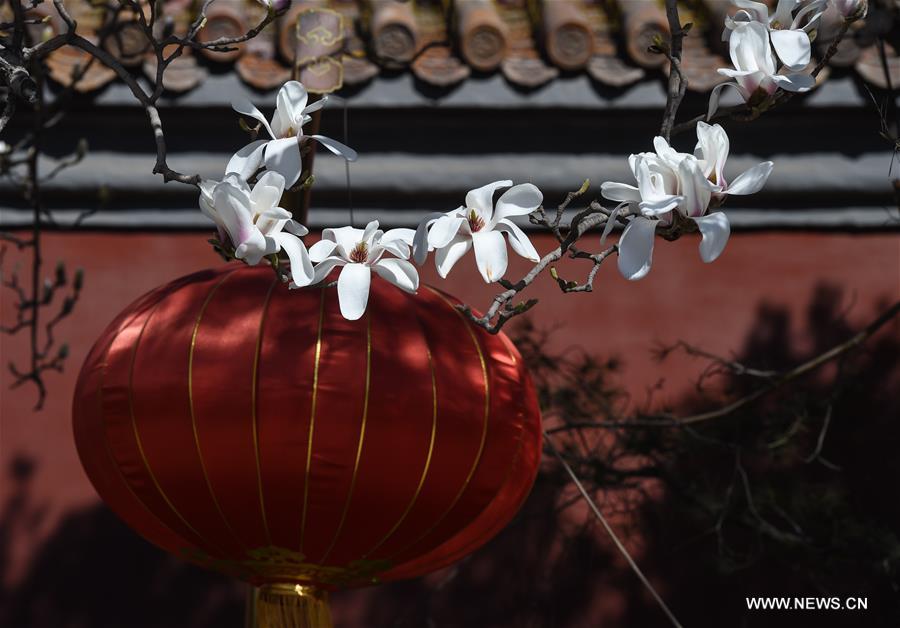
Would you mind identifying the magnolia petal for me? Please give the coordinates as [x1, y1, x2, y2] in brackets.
[337, 263, 371, 321]
[770, 72, 816, 93]
[427, 215, 466, 250]
[723, 10, 752, 38]
[311, 256, 345, 284]
[366, 243, 386, 265]
[323, 225, 364, 257]
[716, 68, 756, 79]
[376, 242, 404, 261]
[198, 195, 226, 243]
[284, 219, 309, 237]
[223, 172, 250, 190]
[308, 239, 338, 263]
[617, 217, 658, 281]
[737, 72, 778, 99]
[304, 95, 327, 114]
[638, 194, 683, 216]
[601, 181, 642, 203]
[361, 220, 380, 244]
[226, 140, 267, 181]
[794, 0, 827, 29]
[199, 178, 217, 202]
[792, 0, 826, 27]
[492, 183, 543, 227]
[199, 179, 217, 221]
[310, 134, 358, 162]
[263, 137, 303, 188]
[249, 171, 286, 216]
[496, 219, 539, 262]
[708, 81, 748, 120]
[730, 21, 775, 75]
[435, 234, 473, 278]
[771, 0, 800, 27]
[677, 158, 714, 218]
[770, 28, 811, 72]
[255, 207, 292, 237]
[234, 235, 273, 266]
[274, 81, 308, 137]
[231, 97, 274, 139]
[465, 180, 512, 221]
[600, 203, 624, 245]
[212, 181, 256, 248]
[726, 161, 774, 195]
[692, 212, 731, 263]
[380, 228, 416, 259]
[373, 258, 419, 293]
[695, 121, 730, 186]
[412, 212, 446, 265]
[382, 227, 415, 245]
[653, 136, 682, 166]
[257, 206, 292, 220]
[733, 0, 770, 22]
[272, 232, 314, 287]
[472, 230, 508, 283]
[634, 158, 679, 214]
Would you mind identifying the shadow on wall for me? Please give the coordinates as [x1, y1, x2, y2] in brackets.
[0, 283, 897, 628]
[0, 458, 245, 628]
[618, 284, 900, 628]
[0, 458, 615, 628]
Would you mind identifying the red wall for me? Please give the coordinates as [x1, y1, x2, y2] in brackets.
[1, 230, 898, 586]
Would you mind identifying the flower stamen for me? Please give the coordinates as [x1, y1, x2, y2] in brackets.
[467, 209, 485, 232]
[350, 241, 369, 263]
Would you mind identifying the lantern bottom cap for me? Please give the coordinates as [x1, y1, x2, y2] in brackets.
[254, 583, 332, 628]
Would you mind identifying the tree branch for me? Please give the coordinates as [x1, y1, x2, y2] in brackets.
[659, 0, 688, 141]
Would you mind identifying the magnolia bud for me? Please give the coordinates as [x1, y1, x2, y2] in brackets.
[832, 0, 867, 20]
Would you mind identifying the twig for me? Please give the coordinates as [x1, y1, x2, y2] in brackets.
[814, 21, 850, 79]
[546, 300, 900, 433]
[461, 208, 609, 333]
[659, 0, 688, 141]
[668, 300, 900, 425]
[803, 404, 833, 464]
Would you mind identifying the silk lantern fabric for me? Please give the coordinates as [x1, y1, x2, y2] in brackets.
[73, 264, 542, 590]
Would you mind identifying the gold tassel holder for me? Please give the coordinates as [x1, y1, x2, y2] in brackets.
[254, 583, 333, 628]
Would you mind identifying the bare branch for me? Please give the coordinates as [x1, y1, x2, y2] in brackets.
[661, 300, 900, 426]
[659, 0, 688, 141]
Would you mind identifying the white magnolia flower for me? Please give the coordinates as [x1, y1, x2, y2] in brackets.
[601, 126, 772, 281]
[694, 122, 774, 201]
[0, 141, 10, 155]
[709, 20, 815, 119]
[308, 221, 418, 320]
[227, 81, 357, 188]
[199, 171, 314, 286]
[831, 0, 867, 18]
[724, 0, 827, 71]
[413, 180, 542, 283]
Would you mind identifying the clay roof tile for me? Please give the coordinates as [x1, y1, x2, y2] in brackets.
[25, 0, 898, 98]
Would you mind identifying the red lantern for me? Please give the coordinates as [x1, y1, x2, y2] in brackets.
[73, 264, 542, 626]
